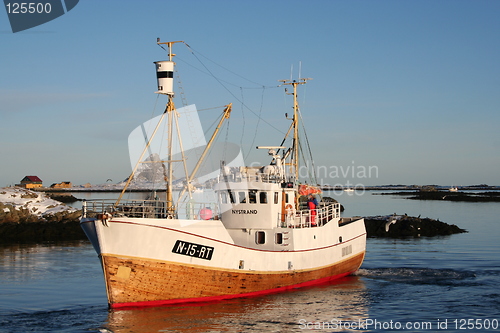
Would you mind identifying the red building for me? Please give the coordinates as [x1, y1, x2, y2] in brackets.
[16, 176, 43, 189]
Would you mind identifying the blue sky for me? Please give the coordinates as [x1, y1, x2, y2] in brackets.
[1, 0, 499, 187]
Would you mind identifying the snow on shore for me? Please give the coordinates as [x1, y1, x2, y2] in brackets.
[0, 187, 76, 217]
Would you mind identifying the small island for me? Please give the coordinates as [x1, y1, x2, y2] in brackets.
[364, 214, 467, 238]
[375, 187, 500, 203]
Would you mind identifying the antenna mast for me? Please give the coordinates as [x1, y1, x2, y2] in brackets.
[279, 77, 311, 181]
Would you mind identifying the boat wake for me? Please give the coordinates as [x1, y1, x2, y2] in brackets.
[355, 267, 477, 286]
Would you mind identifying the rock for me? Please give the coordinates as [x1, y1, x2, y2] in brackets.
[0, 187, 77, 218]
[0, 187, 85, 243]
[0, 219, 86, 243]
[45, 193, 80, 203]
[364, 215, 467, 238]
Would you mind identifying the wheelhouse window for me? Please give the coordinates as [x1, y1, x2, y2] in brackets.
[238, 191, 246, 203]
[220, 192, 227, 204]
[274, 192, 279, 204]
[259, 191, 267, 204]
[249, 190, 257, 204]
[256, 231, 266, 244]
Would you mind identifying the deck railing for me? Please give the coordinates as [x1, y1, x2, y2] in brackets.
[217, 173, 294, 184]
[82, 199, 341, 227]
[277, 202, 340, 228]
[82, 199, 219, 220]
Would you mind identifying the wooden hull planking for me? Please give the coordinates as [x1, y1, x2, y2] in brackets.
[102, 251, 365, 308]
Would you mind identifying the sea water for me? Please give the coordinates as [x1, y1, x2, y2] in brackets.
[0, 191, 499, 332]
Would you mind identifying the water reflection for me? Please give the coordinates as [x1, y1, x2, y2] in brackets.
[0, 241, 106, 314]
[0, 241, 90, 282]
[103, 275, 368, 332]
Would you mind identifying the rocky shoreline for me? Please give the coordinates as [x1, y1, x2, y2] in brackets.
[0, 187, 85, 243]
[0, 188, 467, 243]
[0, 219, 86, 243]
[45, 192, 80, 203]
[376, 190, 500, 202]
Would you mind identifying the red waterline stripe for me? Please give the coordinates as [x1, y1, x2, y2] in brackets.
[110, 270, 355, 309]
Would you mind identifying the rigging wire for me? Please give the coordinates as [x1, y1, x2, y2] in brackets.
[128, 93, 165, 193]
[156, 42, 322, 184]
[295, 78, 317, 184]
[163, 44, 286, 135]
[151, 93, 161, 119]
[239, 87, 246, 153]
[146, 94, 164, 191]
[223, 110, 231, 162]
[175, 55, 279, 90]
[298, 107, 317, 184]
[184, 44, 268, 88]
[157, 42, 288, 174]
[245, 86, 265, 161]
[197, 105, 229, 112]
[194, 109, 232, 162]
[157, 116, 168, 186]
[202, 110, 225, 137]
[175, 71, 188, 107]
[157, 43, 168, 52]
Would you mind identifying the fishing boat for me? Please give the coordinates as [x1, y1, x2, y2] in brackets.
[80, 40, 366, 309]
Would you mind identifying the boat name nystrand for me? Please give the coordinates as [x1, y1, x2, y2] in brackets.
[232, 209, 258, 214]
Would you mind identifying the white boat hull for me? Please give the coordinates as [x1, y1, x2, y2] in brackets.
[81, 216, 366, 308]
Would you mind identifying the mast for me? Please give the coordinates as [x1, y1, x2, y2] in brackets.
[155, 40, 186, 213]
[279, 78, 311, 181]
[117, 40, 189, 210]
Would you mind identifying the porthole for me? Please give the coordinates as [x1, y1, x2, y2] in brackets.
[276, 233, 283, 244]
[256, 231, 266, 244]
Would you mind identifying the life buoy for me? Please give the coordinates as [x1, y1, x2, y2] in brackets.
[199, 207, 213, 220]
[285, 204, 295, 219]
